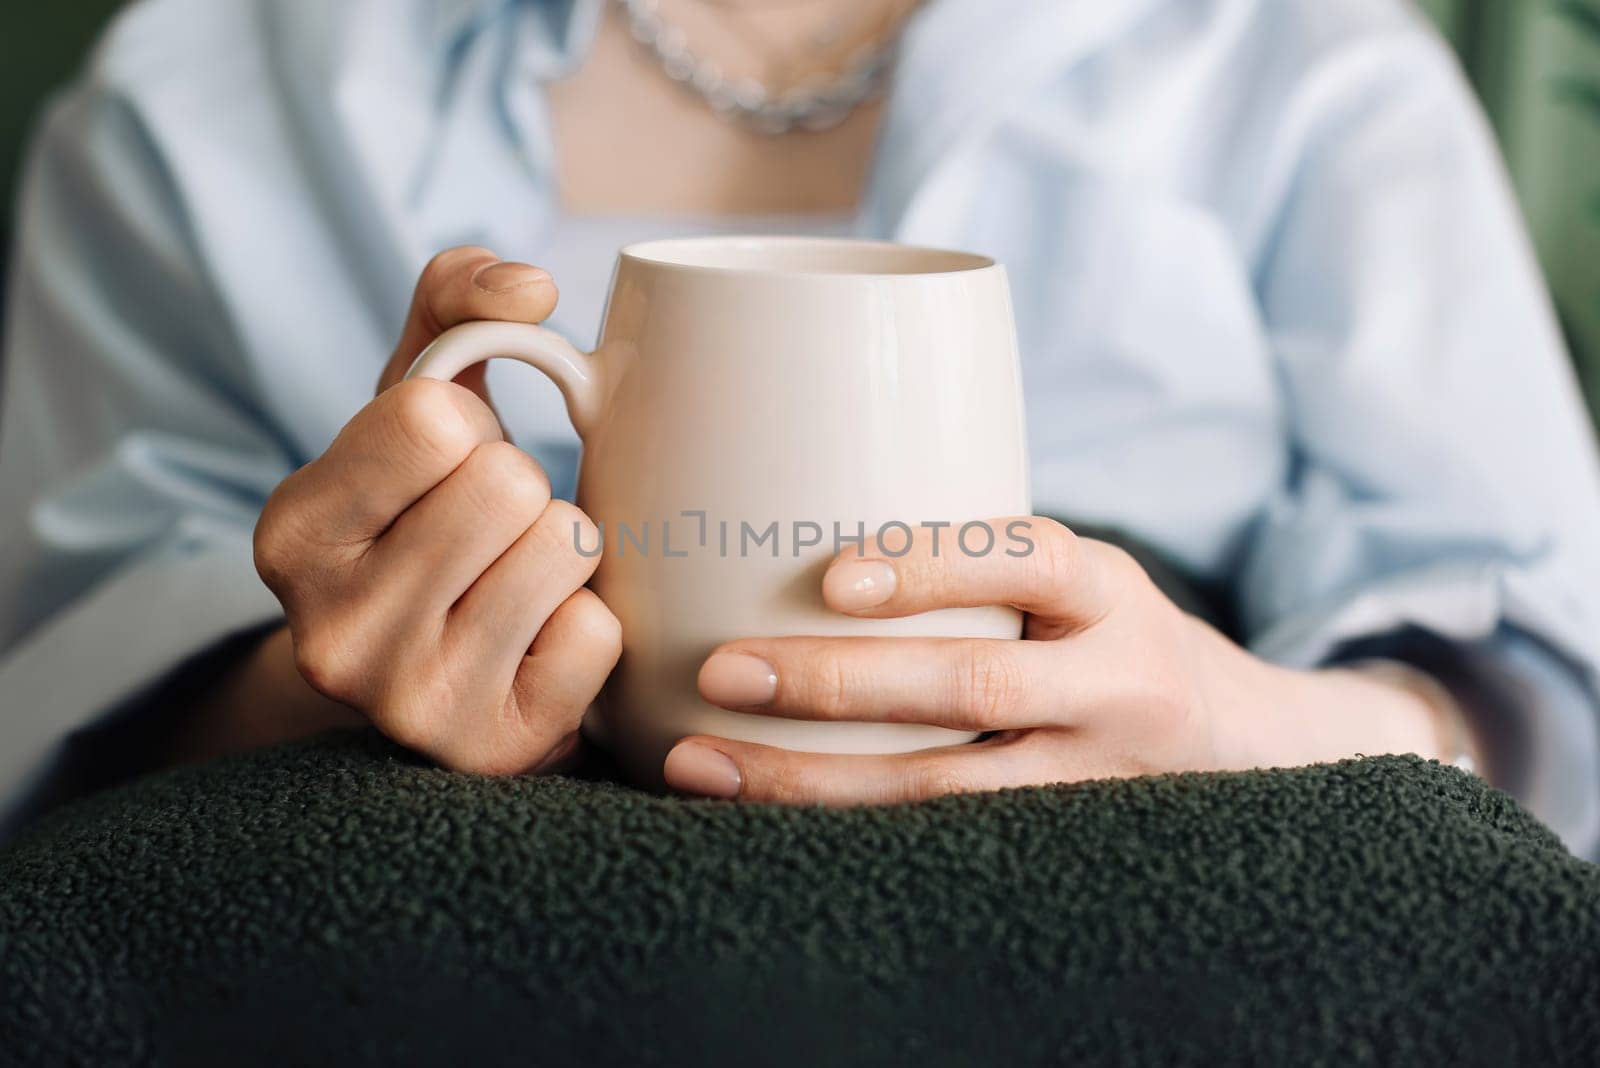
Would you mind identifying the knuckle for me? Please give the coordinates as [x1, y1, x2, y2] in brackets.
[908, 759, 968, 800]
[537, 496, 585, 537]
[256, 458, 376, 573]
[385, 378, 493, 470]
[538, 499, 602, 574]
[373, 695, 438, 755]
[896, 549, 943, 597]
[292, 624, 355, 701]
[751, 756, 809, 804]
[505, 669, 568, 732]
[505, 687, 591, 763]
[387, 376, 469, 435]
[367, 669, 454, 755]
[252, 497, 295, 588]
[556, 589, 624, 659]
[253, 470, 338, 588]
[956, 642, 1027, 728]
[1029, 519, 1080, 590]
[797, 642, 854, 717]
[464, 441, 551, 524]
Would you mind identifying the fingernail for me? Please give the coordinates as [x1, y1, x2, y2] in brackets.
[472, 261, 551, 294]
[663, 742, 742, 799]
[531, 731, 580, 774]
[823, 559, 897, 611]
[698, 652, 778, 708]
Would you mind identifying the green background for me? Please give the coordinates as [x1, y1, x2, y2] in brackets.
[3, 1, 1599, 418]
[1419, 0, 1600, 419]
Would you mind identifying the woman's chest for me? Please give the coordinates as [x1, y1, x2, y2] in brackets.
[469, 179, 1289, 575]
[883, 162, 1290, 572]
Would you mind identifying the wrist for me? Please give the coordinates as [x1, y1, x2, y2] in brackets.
[171, 623, 361, 764]
[1189, 617, 1305, 770]
[1344, 659, 1486, 776]
[1194, 620, 1454, 771]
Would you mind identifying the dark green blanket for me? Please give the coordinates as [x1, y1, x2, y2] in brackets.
[2, 730, 1598, 1067]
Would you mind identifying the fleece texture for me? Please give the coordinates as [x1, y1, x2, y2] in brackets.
[1, 729, 1598, 1067]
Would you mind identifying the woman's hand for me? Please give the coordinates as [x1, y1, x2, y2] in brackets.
[248, 247, 621, 775]
[663, 517, 1450, 803]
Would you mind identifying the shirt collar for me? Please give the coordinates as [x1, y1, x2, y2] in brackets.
[867, 0, 1167, 238]
[263, 0, 1164, 283]
[429, 0, 598, 76]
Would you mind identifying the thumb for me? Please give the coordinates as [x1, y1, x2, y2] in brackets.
[377, 247, 560, 413]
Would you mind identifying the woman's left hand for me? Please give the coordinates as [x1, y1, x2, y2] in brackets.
[662, 517, 1451, 803]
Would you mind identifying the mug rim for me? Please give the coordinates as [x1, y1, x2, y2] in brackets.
[618, 235, 997, 279]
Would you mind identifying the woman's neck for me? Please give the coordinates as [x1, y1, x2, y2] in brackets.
[548, 0, 917, 216]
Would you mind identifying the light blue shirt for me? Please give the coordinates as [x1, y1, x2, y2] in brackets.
[4, 0, 1600, 852]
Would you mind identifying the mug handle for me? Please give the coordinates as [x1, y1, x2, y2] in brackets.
[404, 320, 604, 438]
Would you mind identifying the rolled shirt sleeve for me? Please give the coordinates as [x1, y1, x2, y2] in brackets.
[0, 80, 293, 834]
[1240, 25, 1600, 856]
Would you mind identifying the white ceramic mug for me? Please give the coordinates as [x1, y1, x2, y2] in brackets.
[406, 236, 1031, 784]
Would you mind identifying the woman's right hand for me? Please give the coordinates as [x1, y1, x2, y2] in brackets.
[252, 248, 621, 774]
